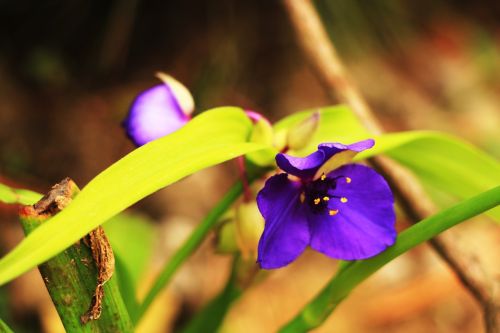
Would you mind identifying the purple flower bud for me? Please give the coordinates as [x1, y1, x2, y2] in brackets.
[123, 73, 194, 146]
[245, 110, 271, 125]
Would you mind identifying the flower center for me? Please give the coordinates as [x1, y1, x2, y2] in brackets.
[301, 174, 351, 215]
[302, 174, 337, 214]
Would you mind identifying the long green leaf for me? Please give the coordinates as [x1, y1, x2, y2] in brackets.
[276, 107, 500, 220]
[361, 131, 500, 219]
[0, 107, 264, 286]
[279, 186, 500, 332]
[0, 183, 42, 205]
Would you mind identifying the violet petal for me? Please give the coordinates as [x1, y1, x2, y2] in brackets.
[275, 150, 326, 179]
[257, 173, 310, 269]
[123, 84, 189, 146]
[309, 164, 396, 260]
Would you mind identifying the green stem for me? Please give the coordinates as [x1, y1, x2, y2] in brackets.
[136, 180, 245, 322]
[279, 186, 500, 332]
[20, 179, 133, 333]
[178, 255, 242, 333]
[0, 319, 14, 333]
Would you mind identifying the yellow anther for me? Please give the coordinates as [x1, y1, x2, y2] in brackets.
[345, 177, 351, 183]
[329, 209, 339, 216]
[313, 198, 321, 205]
[322, 196, 329, 201]
[340, 197, 348, 203]
[320, 173, 326, 181]
[300, 192, 305, 203]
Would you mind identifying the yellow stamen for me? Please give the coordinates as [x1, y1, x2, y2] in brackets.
[329, 209, 339, 216]
[322, 196, 329, 201]
[300, 192, 305, 203]
[313, 198, 321, 205]
[340, 197, 348, 203]
[320, 173, 326, 181]
[345, 177, 351, 183]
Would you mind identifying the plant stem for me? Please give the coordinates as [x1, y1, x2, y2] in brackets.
[19, 178, 133, 333]
[0, 319, 14, 333]
[179, 255, 243, 333]
[136, 180, 245, 322]
[279, 186, 500, 332]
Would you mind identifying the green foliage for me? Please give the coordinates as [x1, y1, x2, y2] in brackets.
[276, 106, 500, 220]
[179, 256, 242, 333]
[364, 131, 500, 219]
[0, 183, 42, 205]
[104, 213, 155, 289]
[0, 107, 264, 286]
[136, 179, 246, 322]
[279, 185, 500, 332]
[0, 318, 13, 333]
[103, 213, 156, 320]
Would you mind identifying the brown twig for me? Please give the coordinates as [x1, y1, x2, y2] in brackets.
[282, 0, 498, 331]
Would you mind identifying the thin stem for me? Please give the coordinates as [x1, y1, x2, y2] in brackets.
[279, 186, 500, 332]
[282, 0, 499, 331]
[179, 255, 243, 333]
[235, 156, 252, 202]
[136, 180, 245, 323]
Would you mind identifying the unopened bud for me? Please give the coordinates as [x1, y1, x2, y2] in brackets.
[156, 72, 194, 117]
[246, 111, 276, 166]
[235, 201, 264, 260]
[215, 219, 239, 254]
[286, 111, 320, 151]
[123, 72, 194, 146]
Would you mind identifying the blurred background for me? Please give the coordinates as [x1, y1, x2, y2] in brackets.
[0, 1, 499, 332]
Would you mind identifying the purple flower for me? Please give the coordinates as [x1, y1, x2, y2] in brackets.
[257, 139, 396, 269]
[123, 74, 194, 146]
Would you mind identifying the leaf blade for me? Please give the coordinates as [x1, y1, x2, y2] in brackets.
[0, 107, 264, 285]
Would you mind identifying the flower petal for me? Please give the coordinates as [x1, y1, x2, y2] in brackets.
[309, 164, 396, 260]
[275, 150, 326, 179]
[313, 139, 374, 179]
[123, 84, 189, 146]
[257, 173, 310, 269]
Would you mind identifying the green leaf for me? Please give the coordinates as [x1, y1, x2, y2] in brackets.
[361, 131, 500, 220]
[104, 213, 155, 288]
[0, 318, 13, 333]
[0, 183, 42, 206]
[104, 213, 156, 320]
[0, 107, 265, 286]
[276, 107, 500, 220]
[279, 186, 500, 332]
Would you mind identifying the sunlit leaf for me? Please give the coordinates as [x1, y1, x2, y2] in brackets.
[276, 107, 500, 220]
[103, 212, 156, 320]
[0, 107, 265, 285]
[361, 131, 500, 220]
[0, 183, 42, 206]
